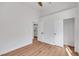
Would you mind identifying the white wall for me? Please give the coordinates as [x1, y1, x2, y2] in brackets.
[0, 2, 39, 55]
[75, 3, 79, 53]
[64, 18, 74, 46]
[38, 7, 77, 47]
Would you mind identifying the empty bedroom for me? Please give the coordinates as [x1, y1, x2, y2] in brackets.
[0, 2, 79, 56]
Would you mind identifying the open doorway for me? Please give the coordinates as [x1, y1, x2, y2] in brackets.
[63, 18, 75, 47]
[63, 18, 78, 56]
[33, 23, 38, 43]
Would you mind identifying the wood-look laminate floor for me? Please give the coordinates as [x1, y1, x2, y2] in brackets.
[2, 41, 68, 56]
[64, 45, 79, 56]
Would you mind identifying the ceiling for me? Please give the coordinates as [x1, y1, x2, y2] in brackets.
[40, 2, 77, 17]
[21, 2, 78, 17]
[21, 2, 41, 11]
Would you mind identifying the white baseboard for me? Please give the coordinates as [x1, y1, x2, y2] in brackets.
[38, 39, 63, 48]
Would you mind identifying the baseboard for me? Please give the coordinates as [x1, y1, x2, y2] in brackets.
[38, 40, 63, 48]
[0, 42, 32, 55]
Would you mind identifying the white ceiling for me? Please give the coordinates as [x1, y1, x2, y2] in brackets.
[40, 2, 78, 17]
[21, 2, 41, 11]
[20, 2, 78, 17]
